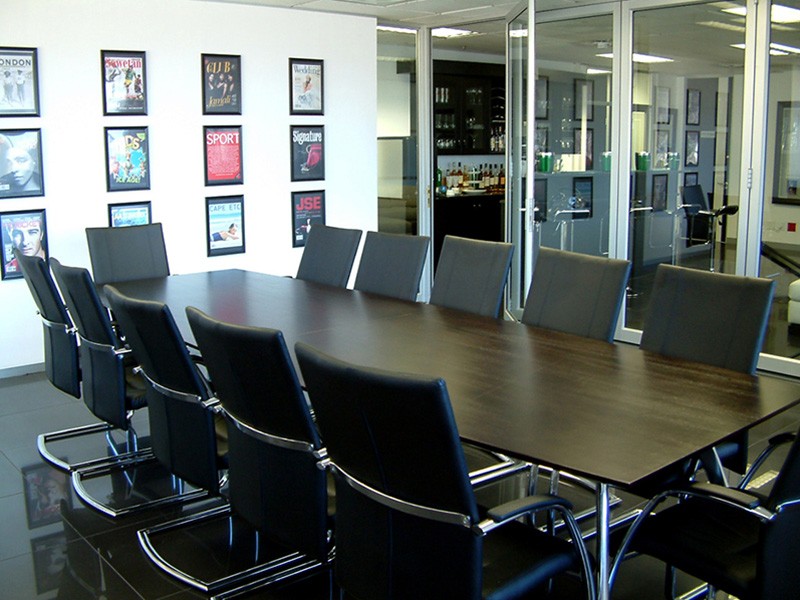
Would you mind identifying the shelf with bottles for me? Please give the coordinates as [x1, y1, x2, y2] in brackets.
[436, 161, 506, 197]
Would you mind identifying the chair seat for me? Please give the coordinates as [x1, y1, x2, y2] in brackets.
[631, 499, 759, 599]
[483, 520, 579, 600]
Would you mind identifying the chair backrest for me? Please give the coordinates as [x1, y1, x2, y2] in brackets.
[104, 285, 220, 492]
[186, 306, 329, 561]
[295, 224, 362, 288]
[50, 259, 129, 429]
[86, 223, 170, 286]
[354, 231, 430, 301]
[522, 247, 631, 342]
[640, 264, 775, 374]
[15, 251, 80, 398]
[429, 235, 513, 318]
[682, 184, 708, 215]
[296, 342, 482, 599]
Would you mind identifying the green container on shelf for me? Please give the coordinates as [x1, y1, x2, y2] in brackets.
[601, 151, 612, 172]
[538, 152, 553, 173]
[635, 152, 650, 171]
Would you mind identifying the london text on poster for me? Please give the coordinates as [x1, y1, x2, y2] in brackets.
[290, 125, 324, 182]
[0, 129, 44, 199]
[203, 54, 241, 115]
[0, 47, 39, 116]
[102, 50, 147, 115]
[1, 208, 47, 280]
[105, 127, 150, 191]
[292, 190, 325, 247]
[204, 126, 243, 185]
[289, 58, 323, 115]
[206, 195, 245, 256]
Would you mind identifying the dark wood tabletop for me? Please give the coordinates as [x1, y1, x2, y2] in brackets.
[111, 269, 800, 489]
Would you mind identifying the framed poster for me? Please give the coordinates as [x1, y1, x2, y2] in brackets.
[652, 173, 668, 211]
[101, 50, 147, 115]
[0, 47, 39, 116]
[533, 179, 547, 222]
[686, 88, 701, 126]
[684, 172, 698, 188]
[655, 130, 670, 169]
[108, 200, 151, 227]
[292, 190, 325, 247]
[105, 127, 149, 191]
[573, 127, 593, 170]
[573, 78, 593, 121]
[535, 125, 549, 153]
[0, 128, 44, 198]
[290, 125, 325, 181]
[202, 54, 241, 115]
[656, 86, 671, 124]
[772, 101, 800, 205]
[1, 208, 47, 280]
[204, 125, 243, 186]
[289, 58, 324, 115]
[685, 130, 699, 167]
[535, 76, 548, 120]
[31, 533, 67, 594]
[22, 462, 70, 528]
[571, 176, 593, 219]
[206, 195, 245, 256]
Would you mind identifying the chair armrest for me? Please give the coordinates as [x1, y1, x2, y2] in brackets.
[487, 494, 574, 523]
[685, 481, 761, 509]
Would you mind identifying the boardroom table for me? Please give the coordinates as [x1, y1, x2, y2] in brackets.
[110, 269, 800, 599]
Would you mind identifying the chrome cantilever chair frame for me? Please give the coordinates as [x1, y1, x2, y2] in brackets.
[137, 405, 333, 597]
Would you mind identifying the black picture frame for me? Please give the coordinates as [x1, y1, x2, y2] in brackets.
[108, 200, 151, 227]
[206, 195, 245, 257]
[535, 125, 549, 153]
[533, 179, 547, 222]
[535, 76, 549, 120]
[685, 130, 699, 167]
[1, 208, 47, 280]
[202, 54, 242, 115]
[0, 128, 44, 198]
[772, 101, 800, 205]
[204, 125, 243, 186]
[290, 125, 325, 181]
[0, 47, 39, 116]
[105, 126, 150, 192]
[655, 86, 671, 125]
[655, 129, 670, 169]
[31, 533, 67, 594]
[573, 79, 593, 121]
[573, 127, 593, 170]
[292, 190, 326, 247]
[652, 173, 668, 211]
[684, 172, 698, 188]
[21, 461, 70, 529]
[289, 58, 324, 116]
[571, 176, 593, 219]
[101, 50, 147, 115]
[686, 88, 701, 126]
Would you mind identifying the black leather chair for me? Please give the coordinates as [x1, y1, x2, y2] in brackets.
[295, 224, 362, 288]
[639, 264, 775, 486]
[611, 426, 800, 599]
[15, 250, 80, 400]
[88, 285, 225, 518]
[132, 306, 333, 596]
[296, 342, 596, 600]
[430, 235, 513, 318]
[85, 223, 170, 286]
[522, 247, 631, 343]
[35, 259, 150, 480]
[354, 231, 430, 301]
[680, 184, 738, 271]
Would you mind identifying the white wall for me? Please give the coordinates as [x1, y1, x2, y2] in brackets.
[1, 0, 377, 374]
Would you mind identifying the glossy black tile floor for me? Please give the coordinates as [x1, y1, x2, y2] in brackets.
[1, 371, 798, 599]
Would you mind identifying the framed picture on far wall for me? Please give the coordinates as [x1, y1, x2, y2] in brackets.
[101, 50, 147, 115]
[108, 200, 151, 227]
[0, 128, 44, 199]
[1, 208, 47, 280]
[0, 47, 40, 116]
[202, 53, 241, 115]
[290, 125, 325, 181]
[685, 130, 699, 167]
[684, 172, 698, 188]
[571, 176, 593, 219]
[292, 190, 325, 247]
[652, 173, 668, 211]
[206, 195, 245, 257]
[686, 89, 701, 126]
[204, 126, 243, 186]
[289, 58, 324, 115]
[105, 126, 150, 191]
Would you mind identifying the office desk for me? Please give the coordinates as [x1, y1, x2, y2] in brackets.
[112, 269, 800, 599]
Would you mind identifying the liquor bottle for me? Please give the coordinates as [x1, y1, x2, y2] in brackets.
[456, 162, 464, 188]
[499, 164, 506, 189]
